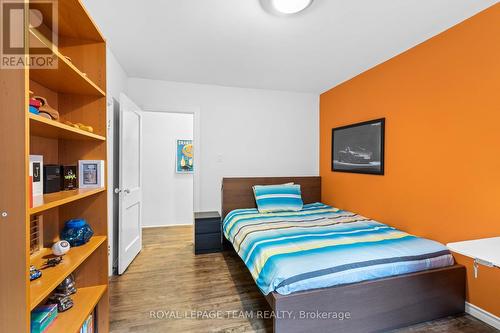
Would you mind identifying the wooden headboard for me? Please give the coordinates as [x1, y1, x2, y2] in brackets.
[221, 177, 321, 218]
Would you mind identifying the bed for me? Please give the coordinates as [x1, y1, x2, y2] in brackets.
[221, 177, 465, 333]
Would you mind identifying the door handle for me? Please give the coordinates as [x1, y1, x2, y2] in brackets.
[114, 188, 121, 194]
[124, 189, 131, 194]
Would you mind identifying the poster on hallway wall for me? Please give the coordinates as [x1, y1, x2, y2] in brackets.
[176, 140, 194, 173]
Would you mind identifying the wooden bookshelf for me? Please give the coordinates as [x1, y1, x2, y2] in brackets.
[30, 236, 107, 309]
[46, 285, 107, 333]
[0, 1, 109, 332]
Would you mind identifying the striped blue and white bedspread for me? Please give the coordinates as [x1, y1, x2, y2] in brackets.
[223, 203, 454, 295]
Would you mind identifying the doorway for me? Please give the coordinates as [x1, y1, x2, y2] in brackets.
[109, 101, 198, 275]
[141, 112, 195, 227]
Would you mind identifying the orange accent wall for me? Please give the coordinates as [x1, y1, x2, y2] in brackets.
[320, 4, 500, 315]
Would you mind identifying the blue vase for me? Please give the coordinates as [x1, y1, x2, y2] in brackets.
[61, 219, 94, 247]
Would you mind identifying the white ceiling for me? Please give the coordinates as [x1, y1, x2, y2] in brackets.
[83, 0, 498, 93]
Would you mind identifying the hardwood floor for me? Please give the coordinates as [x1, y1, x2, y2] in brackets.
[109, 227, 498, 333]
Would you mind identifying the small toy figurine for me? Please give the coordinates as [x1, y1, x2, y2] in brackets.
[30, 265, 42, 281]
[41, 257, 63, 269]
[47, 293, 73, 312]
[56, 275, 77, 296]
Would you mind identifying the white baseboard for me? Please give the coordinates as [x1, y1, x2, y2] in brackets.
[465, 302, 500, 330]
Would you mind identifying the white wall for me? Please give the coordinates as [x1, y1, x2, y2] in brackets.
[142, 113, 194, 227]
[127, 78, 319, 213]
[107, 48, 128, 100]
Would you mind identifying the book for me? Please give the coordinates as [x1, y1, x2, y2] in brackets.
[29, 155, 44, 198]
[80, 313, 93, 333]
[29, 176, 33, 208]
[62, 165, 78, 190]
[31, 304, 58, 333]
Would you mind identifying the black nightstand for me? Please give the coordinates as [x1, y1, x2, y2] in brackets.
[194, 211, 222, 254]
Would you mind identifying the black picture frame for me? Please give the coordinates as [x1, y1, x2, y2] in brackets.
[331, 118, 385, 175]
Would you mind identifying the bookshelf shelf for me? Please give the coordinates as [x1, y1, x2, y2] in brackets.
[30, 0, 105, 42]
[46, 285, 107, 333]
[29, 114, 106, 141]
[30, 236, 107, 309]
[30, 188, 106, 215]
[29, 29, 105, 96]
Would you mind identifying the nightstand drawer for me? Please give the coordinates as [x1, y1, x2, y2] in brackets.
[195, 218, 221, 234]
[195, 232, 222, 253]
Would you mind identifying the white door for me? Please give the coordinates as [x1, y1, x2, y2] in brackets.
[118, 93, 143, 275]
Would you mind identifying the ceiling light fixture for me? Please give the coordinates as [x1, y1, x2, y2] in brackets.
[263, 0, 313, 16]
